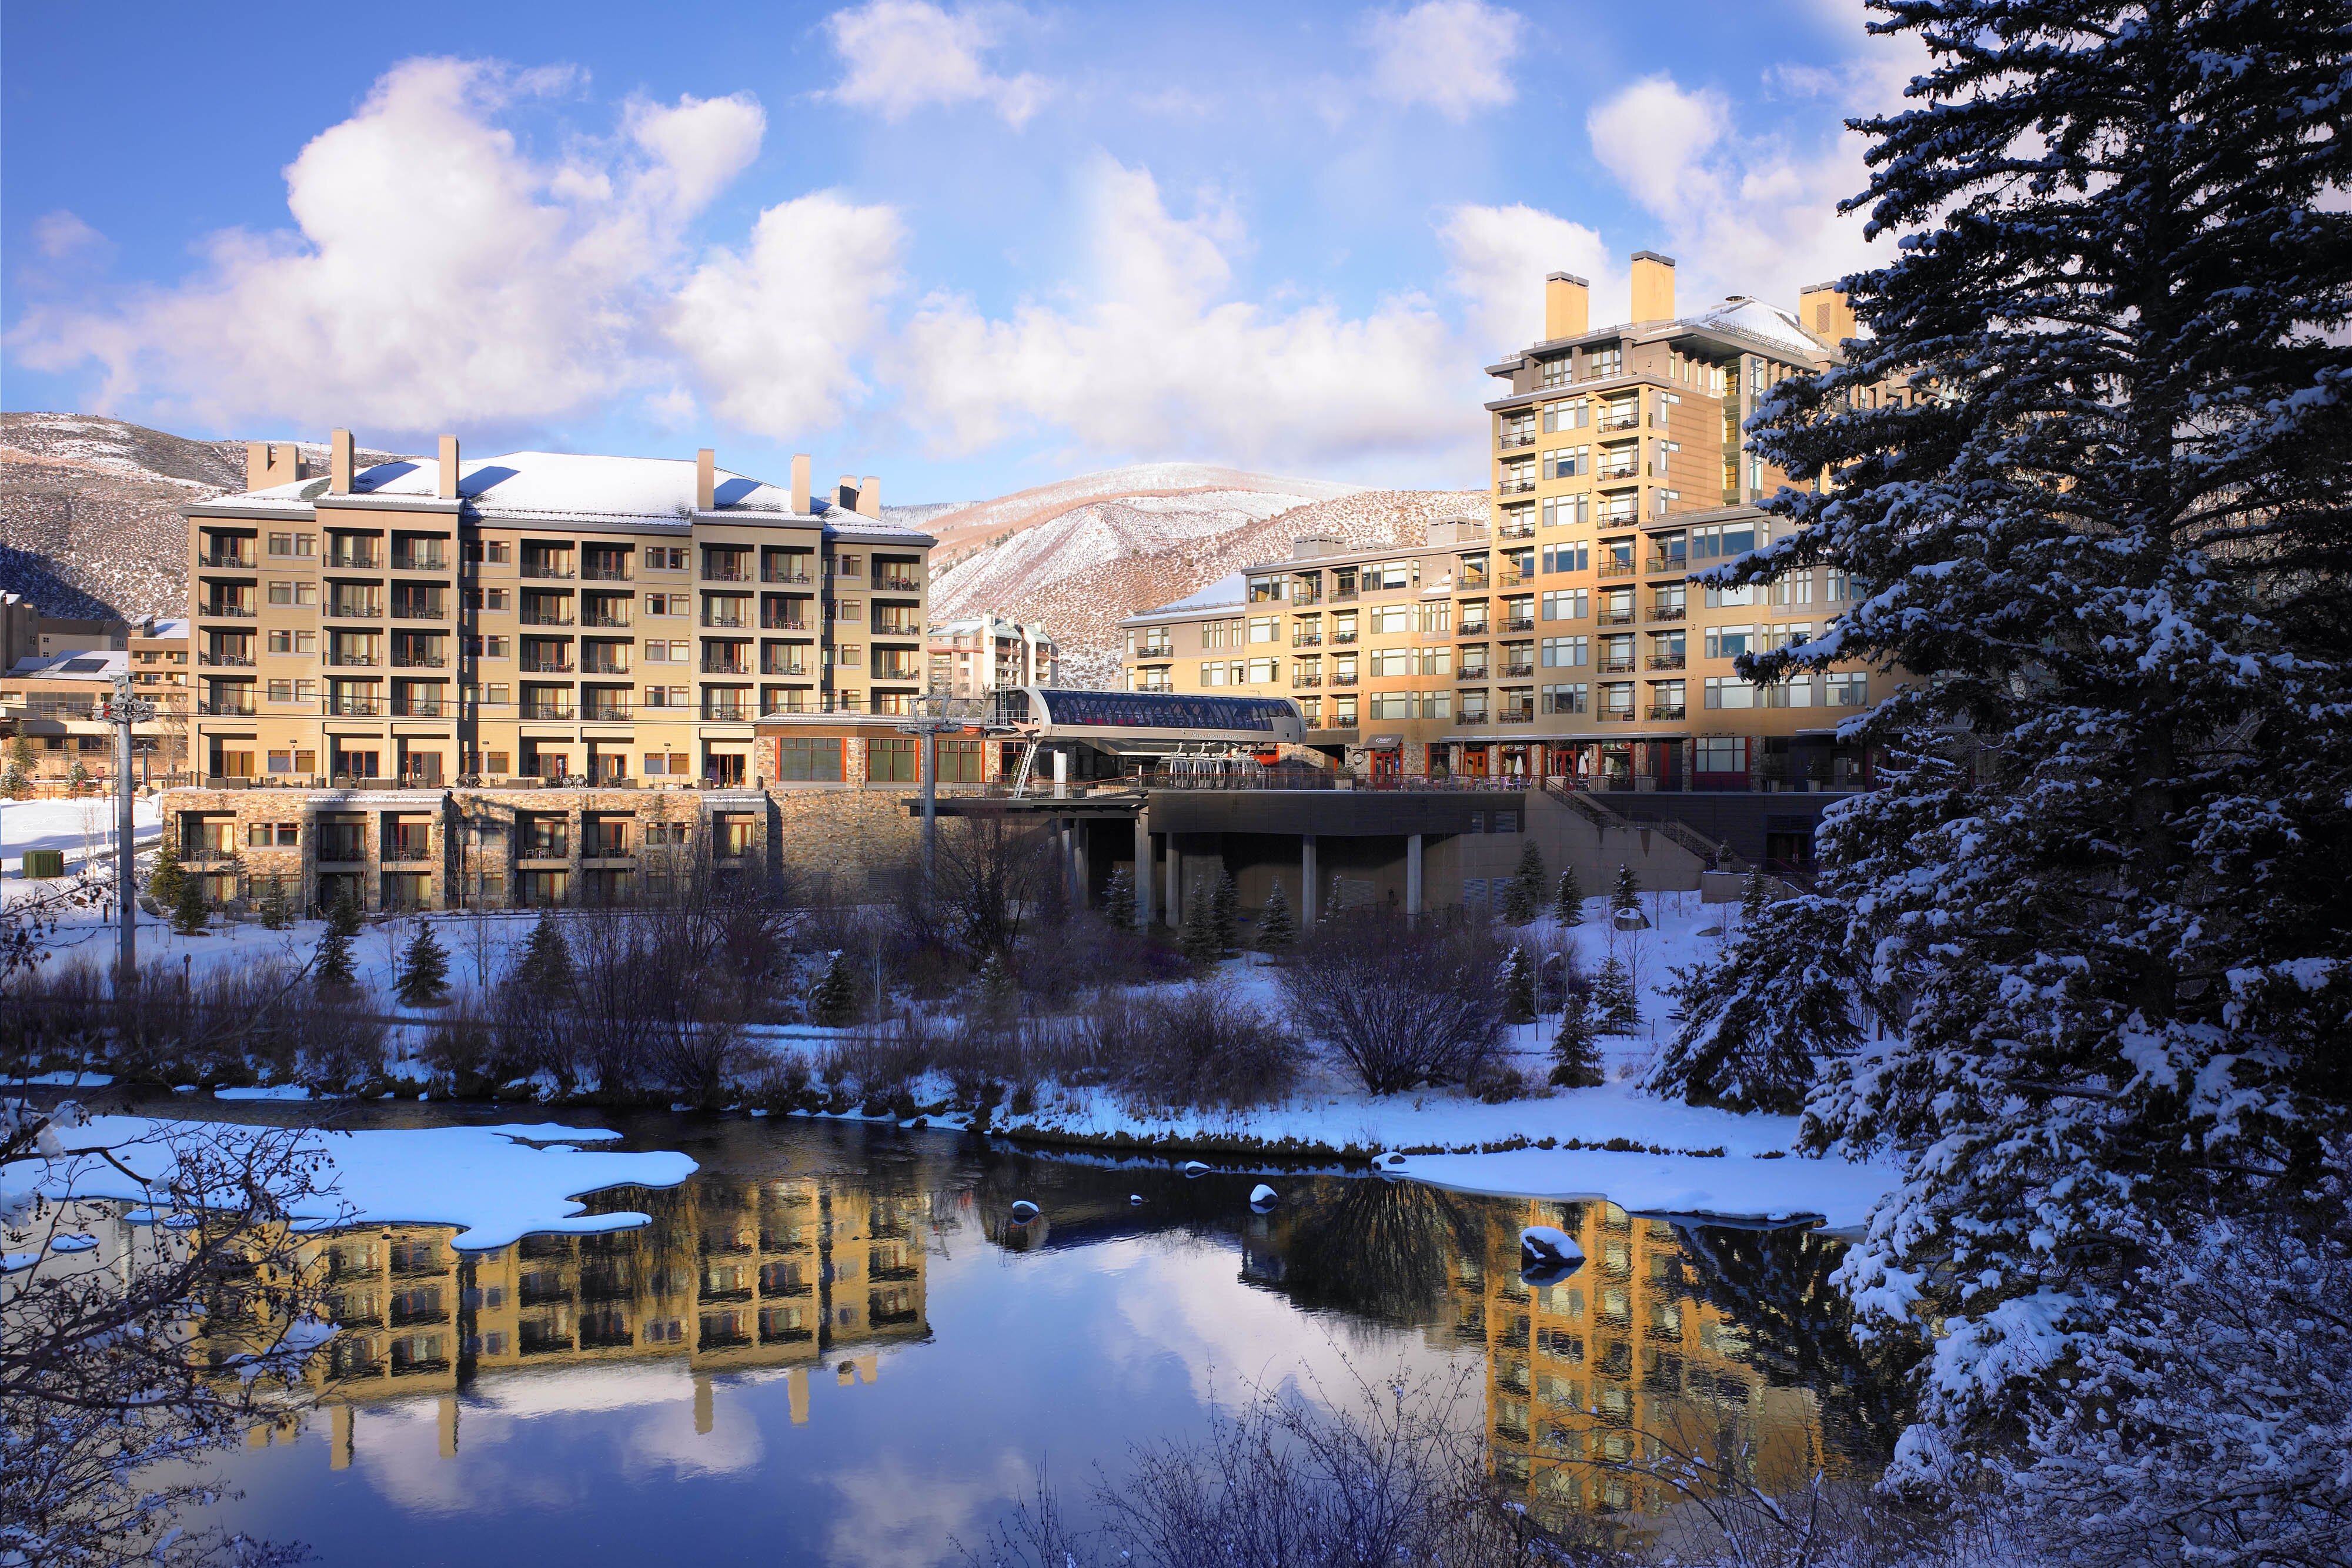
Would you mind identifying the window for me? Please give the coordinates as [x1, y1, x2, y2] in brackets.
[1369, 648, 1412, 677]
[1544, 446, 1588, 480]
[1827, 671, 1869, 706]
[1703, 584, 1759, 608]
[1826, 567, 1853, 603]
[1543, 543, 1588, 575]
[1247, 657, 1278, 684]
[1542, 398, 1588, 432]
[266, 532, 315, 557]
[1540, 356, 1572, 389]
[266, 628, 317, 654]
[867, 738, 917, 783]
[1704, 626, 1755, 661]
[465, 539, 512, 565]
[1695, 737, 1748, 775]
[1369, 691, 1411, 720]
[1416, 601, 1452, 634]
[774, 737, 842, 782]
[1541, 589, 1589, 622]
[1415, 688, 1452, 719]
[1760, 676, 1813, 707]
[1371, 605, 1412, 635]
[266, 581, 317, 607]
[1541, 636, 1589, 667]
[1703, 677, 1756, 709]
[1542, 494, 1589, 529]
[1654, 489, 1681, 516]
[1368, 560, 1416, 591]
[1247, 576, 1285, 603]
[1331, 694, 1357, 726]
[936, 738, 986, 784]
[1247, 616, 1278, 644]
[1543, 683, 1588, 714]
[1416, 646, 1452, 676]
[646, 546, 688, 571]
[1587, 347, 1622, 379]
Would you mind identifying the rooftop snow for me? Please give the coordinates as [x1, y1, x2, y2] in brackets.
[201, 450, 931, 542]
[7, 649, 128, 680]
[1133, 571, 1248, 621]
[1681, 297, 1829, 359]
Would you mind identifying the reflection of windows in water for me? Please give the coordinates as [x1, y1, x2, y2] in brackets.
[1494, 1451, 1531, 1486]
[1600, 1340, 1634, 1378]
[1539, 1285, 1583, 1319]
[1699, 1320, 1750, 1357]
[1535, 1463, 1580, 1502]
[1538, 1374, 1583, 1410]
[1598, 1388, 1635, 1423]
[1602, 1241, 1633, 1275]
[1601, 1287, 1631, 1325]
[1601, 1474, 1632, 1510]
[1540, 1422, 1585, 1457]
[1539, 1329, 1585, 1365]
[1644, 1350, 1684, 1390]
[1496, 1356, 1530, 1393]
[1648, 1303, 1683, 1340]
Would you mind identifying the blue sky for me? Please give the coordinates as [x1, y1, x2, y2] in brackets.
[2, 1, 1911, 504]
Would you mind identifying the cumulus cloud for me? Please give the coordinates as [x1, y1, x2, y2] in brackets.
[667, 192, 906, 437]
[30, 210, 108, 261]
[891, 157, 1475, 476]
[1362, 0, 1524, 121]
[6, 58, 901, 442]
[1440, 202, 1618, 355]
[823, 1, 1049, 128]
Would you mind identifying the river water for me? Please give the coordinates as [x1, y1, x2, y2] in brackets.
[178, 1107, 1910, 1565]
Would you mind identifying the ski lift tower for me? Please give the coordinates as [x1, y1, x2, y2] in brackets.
[99, 670, 156, 982]
[893, 693, 1001, 892]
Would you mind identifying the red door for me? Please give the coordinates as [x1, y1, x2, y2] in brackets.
[1369, 750, 1401, 785]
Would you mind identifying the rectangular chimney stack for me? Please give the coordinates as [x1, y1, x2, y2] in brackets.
[1631, 250, 1677, 323]
[437, 434, 459, 500]
[329, 429, 355, 494]
[696, 448, 716, 511]
[790, 454, 811, 514]
[837, 474, 858, 510]
[244, 442, 306, 491]
[1544, 272, 1590, 341]
[858, 475, 880, 518]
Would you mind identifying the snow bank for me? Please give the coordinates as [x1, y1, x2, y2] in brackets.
[1390, 1145, 1898, 1230]
[21, 1117, 693, 1251]
[1, 795, 161, 874]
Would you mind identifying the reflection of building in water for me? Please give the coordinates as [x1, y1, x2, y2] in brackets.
[295, 1176, 928, 1447]
[1445, 1199, 1831, 1527]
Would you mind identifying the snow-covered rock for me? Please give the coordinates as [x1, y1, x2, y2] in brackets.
[1519, 1225, 1583, 1269]
[1010, 1199, 1041, 1222]
[1183, 1161, 1210, 1177]
[1250, 1183, 1278, 1209]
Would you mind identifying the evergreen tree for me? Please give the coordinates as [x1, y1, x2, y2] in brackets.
[1646, 892, 1857, 1114]
[1552, 866, 1583, 928]
[1179, 887, 1222, 965]
[1321, 873, 1345, 923]
[1499, 945, 1536, 1026]
[65, 760, 89, 797]
[512, 911, 574, 1002]
[973, 951, 1018, 1023]
[1100, 867, 1137, 931]
[1609, 863, 1642, 919]
[395, 921, 451, 1007]
[1591, 955, 1637, 1035]
[169, 865, 209, 935]
[257, 877, 294, 931]
[146, 837, 187, 911]
[315, 885, 360, 990]
[1500, 841, 1545, 925]
[1549, 989, 1604, 1088]
[1208, 869, 1240, 955]
[1257, 882, 1297, 951]
[2, 735, 32, 800]
[809, 951, 858, 1028]
[1718, 1, 2352, 1538]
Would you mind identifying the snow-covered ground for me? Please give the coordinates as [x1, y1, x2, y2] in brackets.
[9, 1115, 697, 1251]
[1, 794, 161, 874]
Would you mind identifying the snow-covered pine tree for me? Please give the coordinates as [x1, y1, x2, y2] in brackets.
[1552, 866, 1583, 928]
[1646, 892, 1858, 1114]
[1209, 870, 1240, 955]
[1257, 882, 1296, 951]
[1591, 955, 1637, 1035]
[146, 837, 186, 912]
[257, 877, 294, 931]
[1498, 945, 1536, 1025]
[1609, 864, 1641, 920]
[1100, 867, 1137, 931]
[314, 885, 360, 990]
[1549, 989, 1604, 1088]
[65, 761, 89, 797]
[395, 921, 451, 1007]
[1501, 841, 1545, 925]
[1179, 887, 1222, 964]
[2, 735, 32, 799]
[808, 951, 857, 1028]
[1720, 0, 2352, 1536]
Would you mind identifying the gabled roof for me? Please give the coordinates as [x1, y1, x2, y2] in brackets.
[185, 450, 933, 544]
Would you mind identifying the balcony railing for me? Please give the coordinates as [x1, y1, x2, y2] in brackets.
[390, 553, 448, 573]
[1596, 709, 1637, 723]
[520, 837, 569, 861]
[1597, 413, 1641, 432]
[762, 569, 813, 585]
[1646, 654, 1686, 671]
[1497, 477, 1536, 495]
[1459, 572, 1490, 590]
[1330, 630, 1358, 644]
[1458, 624, 1491, 640]
[1596, 464, 1641, 483]
[1648, 555, 1688, 575]
[201, 697, 257, 717]
[198, 553, 254, 569]
[328, 696, 380, 716]
[762, 615, 809, 632]
[1501, 616, 1536, 633]
[521, 699, 576, 720]
[391, 601, 447, 621]
[392, 651, 447, 668]
[1455, 711, 1491, 726]
[1291, 675, 1322, 688]
[1498, 430, 1537, 449]
[703, 703, 753, 721]
[582, 610, 631, 628]
[520, 561, 574, 580]
[761, 662, 808, 678]
[199, 653, 255, 667]
[1597, 658, 1638, 675]
[701, 660, 750, 676]
[703, 562, 751, 582]
[873, 666, 922, 683]
[383, 836, 433, 863]
[520, 610, 574, 627]
[392, 697, 445, 717]
[326, 654, 380, 668]
[201, 603, 256, 618]
[520, 658, 574, 674]
[1292, 632, 1321, 647]
[1646, 606, 1688, 623]
[582, 661, 632, 677]
[1457, 669, 1488, 683]
[326, 601, 383, 620]
[1498, 710, 1535, 724]
[872, 621, 923, 637]
[1598, 610, 1637, 627]
[582, 700, 634, 721]
[1329, 588, 1359, 603]
[1647, 704, 1687, 721]
[1499, 662, 1535, 678]
[874, 574, 921, 592]
[703, 614, 749, 629]
[1498, 520, 1535, 540]
[328, 553, 380, 571]
[583, 564, 632, 581]
[1329, 673, 1359, 687]
[1597, 560, 1637, 579]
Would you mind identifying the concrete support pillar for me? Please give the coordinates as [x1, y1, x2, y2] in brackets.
[330, 1404, 353, 1471]
[1071, 818, 1088, 908]
[1052, 747, 1068, 800]
[1405, 833, 1423, 927]
[1134, 810, 1154, 930]
[1301, 834, 1318, 924]
[1166, 835, 1182, 928]
[437, 1395, 459, 1459]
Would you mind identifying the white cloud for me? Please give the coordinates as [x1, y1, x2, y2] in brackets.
[1584, 71, 1880, 313]
[823, 1, 1048, 128]
[1440, 203, 1618, 356]
[30, 210, 108, 260]
[1362, 0, 1524, 121]
[667, 192, 906, 437]
[6, 59, 899, 443]
[891, 157, 1476, 477]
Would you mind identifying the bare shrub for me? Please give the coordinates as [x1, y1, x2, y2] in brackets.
[1280, 911, 1507, 1093]
[968, 1360, 1556, 1568]
[1082, 983, 1303, 1113]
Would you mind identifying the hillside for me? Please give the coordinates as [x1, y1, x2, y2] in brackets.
[0, 414, 1485, 686]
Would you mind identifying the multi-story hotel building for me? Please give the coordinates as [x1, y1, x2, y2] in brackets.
[927, 613, 1059, 698]
[2, 609, 191, 790]
[1122, 255, 1884, 793]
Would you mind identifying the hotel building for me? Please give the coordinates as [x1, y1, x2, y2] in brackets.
[1122, 256, 1887, 793]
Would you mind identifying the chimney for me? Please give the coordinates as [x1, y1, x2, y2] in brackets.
[437, 434, 460, 500]
[1631, 251, 1677, 323]
[245, 441, 305, 491]
[837, 474, 859, 510]
[857, 475, 880, 519]
[790, 453, 811, 514]
[696, 448, 716, 511]
[1800, 282, 1856, 345]
[1544, 272, 1590, 341]
[329, 429, 355, 494]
